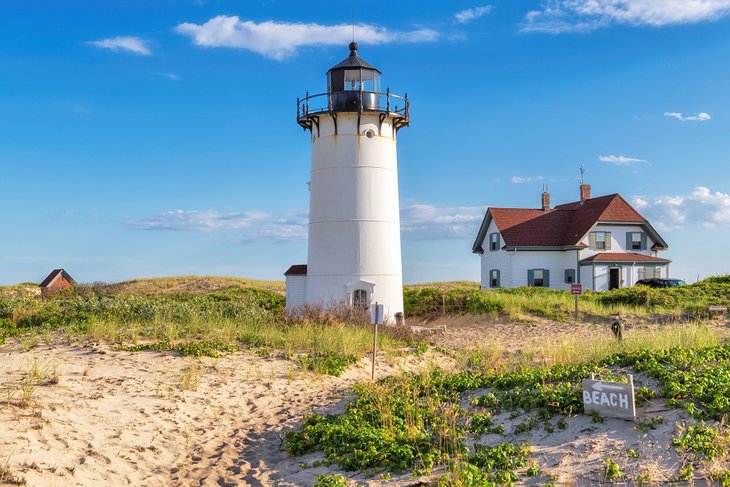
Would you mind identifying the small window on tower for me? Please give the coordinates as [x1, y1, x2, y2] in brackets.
[353, 289, 368, 309]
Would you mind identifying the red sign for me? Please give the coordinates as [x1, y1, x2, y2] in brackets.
[571, 284, 583, 295]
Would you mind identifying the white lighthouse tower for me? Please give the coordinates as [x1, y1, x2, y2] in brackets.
[284, 42, 410, 321]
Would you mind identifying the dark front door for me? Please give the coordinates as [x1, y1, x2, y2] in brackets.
[609, 268, 621, 290]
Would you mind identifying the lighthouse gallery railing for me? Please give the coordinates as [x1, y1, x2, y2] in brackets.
[296, 90, 409, 122]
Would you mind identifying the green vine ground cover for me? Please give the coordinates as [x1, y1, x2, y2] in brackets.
[285, 344, 730, 485]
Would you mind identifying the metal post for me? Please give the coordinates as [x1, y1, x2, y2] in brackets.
[575, 294, 579, 323]
[386, 87, 390, 113]
[371, 301, 378, 381]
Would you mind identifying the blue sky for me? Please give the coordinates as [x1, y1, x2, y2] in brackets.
[2, 0, 730, 285]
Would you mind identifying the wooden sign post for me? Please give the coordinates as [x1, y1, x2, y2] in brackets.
[571, 284, 582, 322]
[370, 302, 384, 381]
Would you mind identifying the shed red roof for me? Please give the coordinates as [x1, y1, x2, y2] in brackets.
[487, 194, 653, 248]
[39, 269, 76, 288]
[580, 253, 671, 264]
[284, 264, 308, 276]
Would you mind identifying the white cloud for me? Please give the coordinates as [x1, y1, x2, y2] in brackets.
[511, 176, 544, 183]
[632, 187, 730, 230]
[400, 204, 486, 240]
[88, 36, 151, 55]
[599, 155, 647, 165]
[125, 209, 308, 241]
[454, 5, 494, 23]
[175, 16, 439, 60]
[664, 111, 712, 122]
[523, 0, 730, 33]
[127, 203, 485, 242]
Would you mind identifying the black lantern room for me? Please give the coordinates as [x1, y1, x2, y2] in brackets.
[326, 42, 381, 111]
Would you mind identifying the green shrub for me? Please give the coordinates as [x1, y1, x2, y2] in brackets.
[313, 473, 347, 487]
[298, 352, 359, 376]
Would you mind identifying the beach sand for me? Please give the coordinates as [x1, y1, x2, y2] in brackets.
[2, 317, 726, 485]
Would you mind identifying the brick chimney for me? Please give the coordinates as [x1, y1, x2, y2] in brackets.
[541, 191, 550, 212]
[580, 184, 591, 203]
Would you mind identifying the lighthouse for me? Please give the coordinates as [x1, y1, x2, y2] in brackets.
[284, 42, 410, 322]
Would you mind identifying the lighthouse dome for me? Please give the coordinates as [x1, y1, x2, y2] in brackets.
[327, 43, 381, 111]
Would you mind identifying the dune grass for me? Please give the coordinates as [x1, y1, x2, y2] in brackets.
[0, 285, 404, 358]
[405, 276, 730, 321]
[90, 275, 286, 294]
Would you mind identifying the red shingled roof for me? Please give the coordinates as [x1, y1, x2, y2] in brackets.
[489, 194, 650, 248]
[580, 253, 671, 263]
[284, 264, 307, 276]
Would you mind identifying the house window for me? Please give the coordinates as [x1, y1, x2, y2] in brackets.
[534, 269, 544, 287]
[631, 232, 642, 250]
[590, 231, 612, 250]
[627, 231, 646, 251]
[529, 269, 550, 287]
[489, 269, 500, 288]
[489, 233, 500, 251]
[565, 269, 576, 284]
[353, 289, 368, 309]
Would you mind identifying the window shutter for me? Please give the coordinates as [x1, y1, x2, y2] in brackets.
[543, 269, 550, 288]
[605, 232, 612, 250]
[589, 232, 596, 249]
[638, 268, 645, 280]
[527, 269, 534, 287]
[496, 269, 501, 288]
[497, 234, 501, 250]
[626, 233, 633, 251]
[641, 232, 648, 250]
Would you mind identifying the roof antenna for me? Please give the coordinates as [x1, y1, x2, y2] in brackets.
[580, 163, 585, 184]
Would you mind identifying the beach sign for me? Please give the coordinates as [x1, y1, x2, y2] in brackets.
[582, 373, 636, 420]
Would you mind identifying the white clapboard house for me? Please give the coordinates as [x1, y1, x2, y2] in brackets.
[472, 184, 670, 291]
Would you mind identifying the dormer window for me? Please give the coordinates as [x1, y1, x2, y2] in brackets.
[627, 231, 646, 250]
[489, 233, 500, 251]
[590, 231, 612, 250]
[631, 232, 641, 250]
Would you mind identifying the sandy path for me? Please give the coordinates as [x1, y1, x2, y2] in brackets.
[0, 343, 443, 486]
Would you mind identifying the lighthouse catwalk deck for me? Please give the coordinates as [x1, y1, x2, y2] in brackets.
[285, 42, 410, 322]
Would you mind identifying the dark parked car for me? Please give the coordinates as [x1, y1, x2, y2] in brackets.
[635, 278, 687, 288]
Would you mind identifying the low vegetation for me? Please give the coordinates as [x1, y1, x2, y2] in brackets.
[0, 282, 406, 362]
[285, 325, 730, 484]
[404, 275, 730, 321]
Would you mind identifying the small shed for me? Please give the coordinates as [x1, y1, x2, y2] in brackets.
[39, 269, 76, 296]
[284, 264, 307, 311]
